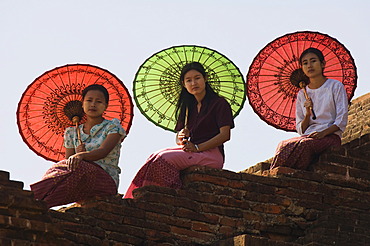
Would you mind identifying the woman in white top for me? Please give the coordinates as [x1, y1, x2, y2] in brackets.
[270, 48, 348, 170]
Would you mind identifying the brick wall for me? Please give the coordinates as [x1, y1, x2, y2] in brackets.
[342, 93, 370, 144]
[1, 93, 369, 246]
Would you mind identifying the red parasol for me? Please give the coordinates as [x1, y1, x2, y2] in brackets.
[246, 31, 357, 132]
[17, 64, 134, 162]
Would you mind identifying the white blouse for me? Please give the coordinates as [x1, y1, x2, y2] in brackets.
[296, 79, 348, 138]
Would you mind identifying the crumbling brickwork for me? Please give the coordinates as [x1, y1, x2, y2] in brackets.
[0, 93, 369, 246]
[342, 93, 370, 144]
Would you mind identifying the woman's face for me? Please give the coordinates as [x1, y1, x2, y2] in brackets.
[301, 53, 325, 79]
[82, 90, 108, 118]
[183, 69, 206, 97]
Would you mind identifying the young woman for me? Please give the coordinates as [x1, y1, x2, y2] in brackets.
[124, 62, 234, 198]
[31, 84, 126, 208]
[270, 48, 348, 170]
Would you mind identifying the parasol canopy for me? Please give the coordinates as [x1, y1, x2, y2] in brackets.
[246, 31, 357, 132]
[17, 64, 134, 162]
[133, 45, 246, 132]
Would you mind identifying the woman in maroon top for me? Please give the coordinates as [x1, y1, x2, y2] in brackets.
[125, 62, 234, 198]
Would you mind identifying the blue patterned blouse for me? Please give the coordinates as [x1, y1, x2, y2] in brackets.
[64, 118, 126, 186]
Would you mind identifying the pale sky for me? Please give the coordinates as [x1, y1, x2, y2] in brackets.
[1, 0, 369, 197]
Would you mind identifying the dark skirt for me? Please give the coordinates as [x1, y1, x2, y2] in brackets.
[31, 160, 117, 208]
[270, 134, 341, 170]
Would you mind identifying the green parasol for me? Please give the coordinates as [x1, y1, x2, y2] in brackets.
[133, 45, 246, 132]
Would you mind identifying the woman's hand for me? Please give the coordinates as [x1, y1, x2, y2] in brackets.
[308, 125, 340, 140]
[75, 143, 86, 153]
[304, 97, 313, 108]
[307, 131, 325, 139]
[66, 153, 84, 171]
[177, 128, 190, 145]
[182, 141, 199, 152]
[304, 98, 313, 115]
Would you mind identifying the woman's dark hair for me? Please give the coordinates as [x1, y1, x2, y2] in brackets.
[82, 84, 109, 104]
[179, 62, 207, 82]
[175, 62, 218, 126]
[299, 47, 325, 64]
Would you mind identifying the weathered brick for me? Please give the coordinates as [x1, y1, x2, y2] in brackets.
[244, 192, 292, 207]
[0, 179, 24, 190]
[98, 220, 145, 238]
[175, 207, 209, 222]
[191, 221, 216, 233]
[219, 216, 240, 227]
[182, 166, 241, 181]
[201, 204, 244, 218]
[239, 172, 285, 187]
[82, 200, 145, 218]
[51, 208, 97, 226]
[216, 195, 250, 209]
[147, 211, 192, 228]
[144, 228, 173, 242]
[349, 167, 370, 180]
[134, 200, 175, 215]
[185, 182, 247, 203]
[276, 187, 323, 203]
[243, 210, 264, 222]
[182, 173, 229, 186]
[242, 180, 278, 194]
[218, 225, 234, 236]
[60, 221, 105, 238]
[250, 202, 283, 214]
[353, 159, 370, 170]
[134, 190, 200, 211]
[60, 230, 103, 245]
[279, 178, 323, 194]
[170, 225, 215, 242]
[121, 215, 147, 228]
[313, 162, 348, 176]
[0, 171, 10, 182]
[106, 230, 143, 244]
[132, 184, 178, 197]
[87, 209, 124, 223]
[295, 199, 331, 211]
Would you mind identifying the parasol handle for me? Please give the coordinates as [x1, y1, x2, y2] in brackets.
[72, 116, 82, 145]
[299, 82, 316, 120]
[182, 107, 189, 144]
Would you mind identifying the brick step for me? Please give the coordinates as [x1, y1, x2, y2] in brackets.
[0, 170, 10, 181]
[213, 234, 299, 246]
